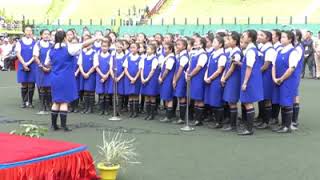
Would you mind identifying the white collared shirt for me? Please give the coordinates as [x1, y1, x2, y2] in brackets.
[211, 48, 226, 67]
[162, 53, 175, 70]
[44, 42, 83, 65]
[93, 51, 112, 67]
[123, 53, 140, 68]
[261, 42, 277, 64]
[229, 47, 241, 62]
[178, 50, 189, 67]
[33, 40, 50, 57]
[280, 44, 299, 68]
[77, 48, 94, 65]
[273, 41, 283, 52]
[15, 37, 34, 53]
[139, 54, 158, 70]
[194, 49, 208, 67]
[243, 42, 257, 67]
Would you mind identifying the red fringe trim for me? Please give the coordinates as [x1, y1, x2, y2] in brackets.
[0, 150, 98, 180]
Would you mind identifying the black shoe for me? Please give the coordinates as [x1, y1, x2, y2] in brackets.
[21, 102, 27, 108]
[51, 125, 60, 131]
[208, 122, 223, 129]
[270, 118, 279, 125]
[190, 120, 203, 126]
[160, 117, 171, 123]
[63, 126, 72, 132]
[222, 125, 236, 131]
[144, 115, 150, 120]
[172, 119, 185, 125]
[238, 129, 254, 136]
[275, 127, 291, 133]
[256, 122, 269, 129]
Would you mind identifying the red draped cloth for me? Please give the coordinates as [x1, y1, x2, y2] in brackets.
[0, 133, 98, 180]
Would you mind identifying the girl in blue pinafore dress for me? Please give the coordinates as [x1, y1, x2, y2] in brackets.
[204, 36, 226, 129]
[272, 31, 299, 133]
[140, 44, 160, 120]
[270, 29, 283, 125]
[172, 39, 189, 124]
[221, 31, 242, 131]
[112, 41, 126, 112]
[124, 43, 142, 118]
[158, 42, 176, 123]
[79, 35, 96, 114]
[44, 30, 100, 131]
[17, 26, 36, 108]
[255, 31, 277, 129]
[95, 40, 112, 115]
[239, 30, 263, 135]
[33, 29, 52, 113]
[187, 37, 208, 126]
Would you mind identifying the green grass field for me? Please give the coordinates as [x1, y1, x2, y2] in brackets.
[1, 71, 320, 180]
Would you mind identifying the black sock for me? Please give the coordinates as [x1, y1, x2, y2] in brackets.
[134, 100, 140, 113]
[129, 100, 133, 113]
[166, 107, 173, 119]
[28, 85, 35, 105]
[263, 106, 272, 124]
[224, 103, 230, 120]
[246, 108, 255, 131]
[292, 103, 300, 125]
[230, 107, 238, 127]
[99, 94, 105, 111]
[89, 93, 95, 111]
[214, 107, 224, 124]
[257, 101, 264, 119]
[150, 102, 156, 118]
[272, 104, 280, 119]
[21, 87, 28, 104]
[39, 89, 46, 111]
[105, 95, 110, 112]
[51, 110, 59, 128]
[60, 111, 68, 128]
[241, 104, 246, 123]
[145, 102, 151, 116]
[140, 96, 145, 112]
[282, 106, 293, 128]
[179, 103, 187, 120]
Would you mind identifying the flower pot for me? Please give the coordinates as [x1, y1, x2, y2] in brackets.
[97, 162, 120, 180]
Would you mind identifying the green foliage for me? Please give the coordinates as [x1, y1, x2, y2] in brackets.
[10, 124, 48, 138]
[97, 131, 140, 167]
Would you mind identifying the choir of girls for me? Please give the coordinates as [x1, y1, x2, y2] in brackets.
[17, 26, 305, 135]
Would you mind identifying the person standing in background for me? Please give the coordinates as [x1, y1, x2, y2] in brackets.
[314, 31, 320, 79]
[301, 31, 315, 79]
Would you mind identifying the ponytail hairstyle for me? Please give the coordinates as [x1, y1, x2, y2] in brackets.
[215, 35, 225, 49]
[164, 41, 175, 54]
[294, 29, 302, 44]
[245, 29, 258, 47]
[198, 37, 207, 50]
[262, 30, 272, 43]
[54, 30, 66, 48]
[283, 30, 296, 46]
[230, 31, 241, 47]
[272, 29, 281, 42]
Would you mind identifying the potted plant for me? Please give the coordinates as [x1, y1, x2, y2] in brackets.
[10, 124, 48, 138]
[97, 131, 139, 180]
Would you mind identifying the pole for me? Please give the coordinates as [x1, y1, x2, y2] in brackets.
[180, 76, 194, 131]
[109, 56, 121, 121]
